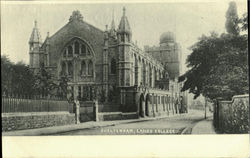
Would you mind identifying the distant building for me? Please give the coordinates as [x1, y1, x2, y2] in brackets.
[144, 31, 181, 80]
[28, 8, 187, 117]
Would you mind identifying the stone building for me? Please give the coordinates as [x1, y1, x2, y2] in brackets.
[29, 8, 187, 118]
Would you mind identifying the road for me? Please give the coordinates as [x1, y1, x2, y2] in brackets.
[55, 110, 209, 135]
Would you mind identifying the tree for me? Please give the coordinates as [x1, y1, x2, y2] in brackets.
[240, 13, 248, 31]
[11, 61, 35, 96]
[33, 63, 58, 97]
[1, 55, 35, 96]
[1, 55, 14, 94]
[225, 1, 240, 36]
[57, 75, 70, 99]
[179, 2, 248, 100]
[179, 32, 248, 100]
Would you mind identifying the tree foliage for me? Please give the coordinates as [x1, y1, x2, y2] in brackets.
[179, 5, 248, 100]
[1, 55, 35, 96]
[240, 13, 248, 31]
[225, 1, 240, 35]
[1, 55, 67, 99]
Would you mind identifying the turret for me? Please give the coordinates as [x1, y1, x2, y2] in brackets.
[117, 7, 132, 43]
[110, 10, 116, 37]
[117, 7, 133, 87]
[29, 20, 42, 69]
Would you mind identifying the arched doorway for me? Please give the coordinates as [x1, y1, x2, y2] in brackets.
[145, 94, 150, 116]
[139, 94, 145, 117]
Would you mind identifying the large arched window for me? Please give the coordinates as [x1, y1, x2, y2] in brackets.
[68, 45, 73, 57]
[61, 62, 66, 75]
[81, 44, 86, 55]
[75, 41, 79, 54]
[68, 61, 73, 76]
[88, 60, 93, 75]
[81, 60, 86, 75]
[111, 58, 116, 74]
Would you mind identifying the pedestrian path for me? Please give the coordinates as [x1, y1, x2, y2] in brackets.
[191, 116, 217, 134]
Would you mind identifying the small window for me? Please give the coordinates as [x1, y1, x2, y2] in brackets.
[68, 61, 73, 76]
[61, 62, 66, 75]
[88, 60, 93, 75]
[81, 61, 86, 75]
[111, 58, 116, 74]
[78, 86, 81, 100]
[63, 50, 67, 57]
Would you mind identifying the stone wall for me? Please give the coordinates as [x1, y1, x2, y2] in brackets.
[2, 112, 75, 132]
[214, 94, 249, 134]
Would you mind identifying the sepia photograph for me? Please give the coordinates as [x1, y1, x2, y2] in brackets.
[1, 0, 249, 157]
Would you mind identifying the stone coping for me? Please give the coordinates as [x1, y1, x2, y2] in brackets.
[232, 94, 249, 99]
[218, 94, 249, 104]
[2, 111, 72, 117]
[98, 112, 137, 115]
[219, 101, 232, 103]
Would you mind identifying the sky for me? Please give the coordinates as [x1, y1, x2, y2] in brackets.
[1, 0, 247, 74]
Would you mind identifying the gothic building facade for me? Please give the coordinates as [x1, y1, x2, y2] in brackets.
[29, 8, 187, 117]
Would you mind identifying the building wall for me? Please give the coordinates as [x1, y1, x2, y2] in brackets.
[29, 10, 184, 116]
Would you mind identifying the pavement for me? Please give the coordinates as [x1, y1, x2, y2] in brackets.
[2, 112, 189, 136]
[191, 116, 217, 134]
[2, 110, 217, 136]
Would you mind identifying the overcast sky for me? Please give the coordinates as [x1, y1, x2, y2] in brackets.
[1, 0, 247, 74]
